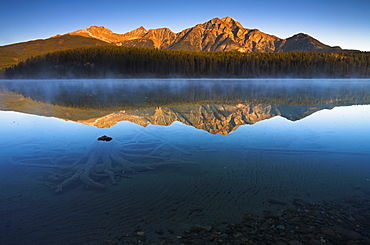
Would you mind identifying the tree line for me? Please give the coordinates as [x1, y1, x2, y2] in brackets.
[3, 46, 370, 78]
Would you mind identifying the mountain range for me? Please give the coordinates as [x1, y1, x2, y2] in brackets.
[0, 16, 345, 70]
[68, 16, 342, 53]
[76, 104, 332, 135]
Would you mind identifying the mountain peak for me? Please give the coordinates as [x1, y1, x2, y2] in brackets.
[203, 16, 244, 29]
[122, 26, 148, 38]
[221, 16, 235, 22]
[137, 26, 147, 31]
[221, 16, 244, 29]
[292, 33, 311, 38]
[69, 26, 119, 43]
[87, 26, 110, 31]
[209, 17, 222, 22]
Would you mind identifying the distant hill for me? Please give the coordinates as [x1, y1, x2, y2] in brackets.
[0, 35, 110, 69]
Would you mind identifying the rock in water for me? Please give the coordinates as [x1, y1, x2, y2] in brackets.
[97, 135, 113, 141]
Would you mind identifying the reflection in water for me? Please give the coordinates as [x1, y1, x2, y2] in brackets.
[0, 79, 370, 244]
[1, 79, 370, 133]
[78, 104, 335, 134]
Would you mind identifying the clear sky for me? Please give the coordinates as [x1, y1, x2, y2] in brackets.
[1, 0, 369, 51]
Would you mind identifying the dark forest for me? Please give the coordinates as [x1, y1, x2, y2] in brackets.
[3, 46, 370, 78]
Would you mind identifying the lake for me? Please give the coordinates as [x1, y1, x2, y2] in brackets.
[1, 79, 370, 244]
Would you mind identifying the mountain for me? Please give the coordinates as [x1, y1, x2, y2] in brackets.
[0, 16, 348, 70]
[0, 35, 110, 69]
[69, 16, 342, 53]
[278, 33, 341, 52]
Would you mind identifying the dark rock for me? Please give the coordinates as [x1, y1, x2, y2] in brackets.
[363, 237, 370, 243]
[194, 224, 212, 232]
[97, 135, 113, 141]
[308, 239, 324, 245]
[276, 225, 285, 230]
[289, 240, 304, 245]
[344, 231, 363, 241]
[334, 226, 363, 240]
[260, 219, 274, 229]
[320, 227, 337, 237]
[275, 241, 288, 245]
[352, 214, 366, 221]
[347, 216, 356, 222]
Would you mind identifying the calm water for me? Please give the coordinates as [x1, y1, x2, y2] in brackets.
[1, 79, 370, 244]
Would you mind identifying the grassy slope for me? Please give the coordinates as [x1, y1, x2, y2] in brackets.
[0, 35, 110, 69]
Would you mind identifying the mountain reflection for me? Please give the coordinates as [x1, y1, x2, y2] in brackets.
[77, 104, 335, 134]
[1, 79, 369, 134]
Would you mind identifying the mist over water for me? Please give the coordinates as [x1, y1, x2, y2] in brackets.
[0, 79, 370, 244]
[1, 78, 370, 109]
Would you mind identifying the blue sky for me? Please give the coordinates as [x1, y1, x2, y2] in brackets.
[1, 0, 369, 51]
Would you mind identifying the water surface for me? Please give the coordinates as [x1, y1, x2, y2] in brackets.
[1, 79, 370, 244]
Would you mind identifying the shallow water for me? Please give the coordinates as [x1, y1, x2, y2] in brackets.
[0, 79, 370, 244]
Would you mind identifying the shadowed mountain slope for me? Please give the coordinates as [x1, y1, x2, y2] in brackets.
[0, 35, 110, 69]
